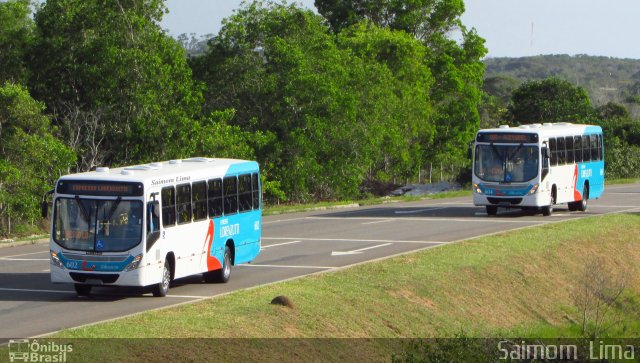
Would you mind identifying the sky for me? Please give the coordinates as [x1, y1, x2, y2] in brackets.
[161, 0, 640, 59]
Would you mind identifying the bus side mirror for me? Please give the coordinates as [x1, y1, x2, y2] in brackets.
[41, 201, 48, 218]
[41, 189, 54, 218]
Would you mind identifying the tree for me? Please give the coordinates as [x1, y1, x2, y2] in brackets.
[191, 2, 437, 200]
[595, 101, 630, 120]
[28, 0, 203, 168]
[508, 78, 593, 124]
[0, 0, 34, 84]
[315, 0, 464, 41]
[0, 83, 75, 235]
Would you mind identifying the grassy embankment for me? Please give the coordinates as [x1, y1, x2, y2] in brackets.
[20, 212, 638, 361]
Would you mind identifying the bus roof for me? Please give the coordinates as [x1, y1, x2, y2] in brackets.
[57, 158, 259, 188]
[477, 123, 602, 138]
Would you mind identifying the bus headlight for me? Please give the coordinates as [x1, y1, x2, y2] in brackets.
[125, 254, 143, 271]
[50, 250, 64, 269]
[473, 183, 483, 194]
[528, 183, 540, 194]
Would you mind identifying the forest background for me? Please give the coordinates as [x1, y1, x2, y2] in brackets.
[1, 0, 639, 236]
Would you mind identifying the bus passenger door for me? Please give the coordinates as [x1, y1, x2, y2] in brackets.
[146, 201, 160, 252]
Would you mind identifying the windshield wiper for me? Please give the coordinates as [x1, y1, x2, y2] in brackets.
[105, 196, 122, 221]
[75, 196, 91, 223]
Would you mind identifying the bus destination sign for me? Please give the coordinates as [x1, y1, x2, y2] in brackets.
[57, 180, 143, 197]
[476, 132, 538, 143]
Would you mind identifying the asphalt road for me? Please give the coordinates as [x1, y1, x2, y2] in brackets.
[1, 184, 638, 341]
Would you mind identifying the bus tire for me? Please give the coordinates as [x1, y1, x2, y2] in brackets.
[74, 284, 91, 296]
[578, 185, 589, 212]
[542, 192, 555, 216]
[485, 205, 498, 216]
[204, 245, 232, 283]
[152, 260, 171, 297]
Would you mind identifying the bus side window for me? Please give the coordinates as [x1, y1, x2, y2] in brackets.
[574, 135, 582, 163]
[192, 181, 207, 221]
[557, 136, 566, 165]
[208, 178, 223, 218]
[251, 173, 260, 209]
[161, 186, 176, 227]
[598, 134, 603, 160]
[590, 134, 598, 161]
[549, 138, 557, 166]
[223, 176, 238, 215]
[565, 136, 574, 164]
[583, 135, 591, 161]
[176, 183, 192, 224]
[239, 174, 252, 212]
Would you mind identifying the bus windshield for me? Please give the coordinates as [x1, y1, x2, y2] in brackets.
[53, 198, 143, 252]
[474, 144, 539, 183]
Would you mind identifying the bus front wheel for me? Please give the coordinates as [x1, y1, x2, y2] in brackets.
[74, 284, 91, 296]
[152, 260, 171, 297]
[542, 193, 555, 216]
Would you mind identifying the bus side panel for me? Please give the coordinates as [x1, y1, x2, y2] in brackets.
[212, 209, 262, 266]
[575, 160, 605, 200]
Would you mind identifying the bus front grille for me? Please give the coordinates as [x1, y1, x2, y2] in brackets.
[487, 197, 523, 205]
[69, 272, 120, 284]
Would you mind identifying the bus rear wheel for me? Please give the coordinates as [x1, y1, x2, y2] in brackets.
[203, 245, 232, 283]
[152, 260, 171, 297]
[578, 185, 589, 212]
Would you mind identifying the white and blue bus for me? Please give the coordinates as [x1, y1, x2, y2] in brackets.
[44, 158, 262, 297]
[472, 123, 604, 216]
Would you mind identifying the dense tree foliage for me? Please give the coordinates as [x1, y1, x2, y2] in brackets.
[508, 78, 592, 124]
[191, 3, 443, 200]
[0, 83, 75, 234]
[29, 0, 203, 169]
[0, 0, 33, 84]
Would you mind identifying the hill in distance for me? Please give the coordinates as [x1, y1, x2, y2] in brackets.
[483, 54, 640, 112]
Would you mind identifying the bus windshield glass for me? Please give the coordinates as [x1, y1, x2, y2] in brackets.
[53, 198, 143, 252]
[474, 144, 539, 183]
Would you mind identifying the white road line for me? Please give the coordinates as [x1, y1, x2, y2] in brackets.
[589, 205, 640, 208]
[361, 219, 393, 225]
[304, 216, 539, 223]
[332, 243, 393, 256]
[262, 237, 446, 244]
[0, 287, 72, 294]
[166, 295, 208, 299]
[395, 207, 448, 215]
[261, 240, 302, 249]
[351, 243, 392, 252]
[0, 258, 49, 261]
[0, 251, 48, 259]
[239, 264, 333, 269]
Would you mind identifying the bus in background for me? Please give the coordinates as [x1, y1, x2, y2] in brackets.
[472, 123, 604, 216]
[43, 157, 262, 297]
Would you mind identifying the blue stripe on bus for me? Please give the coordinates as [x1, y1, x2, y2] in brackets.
[58, 253, 134, 272]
